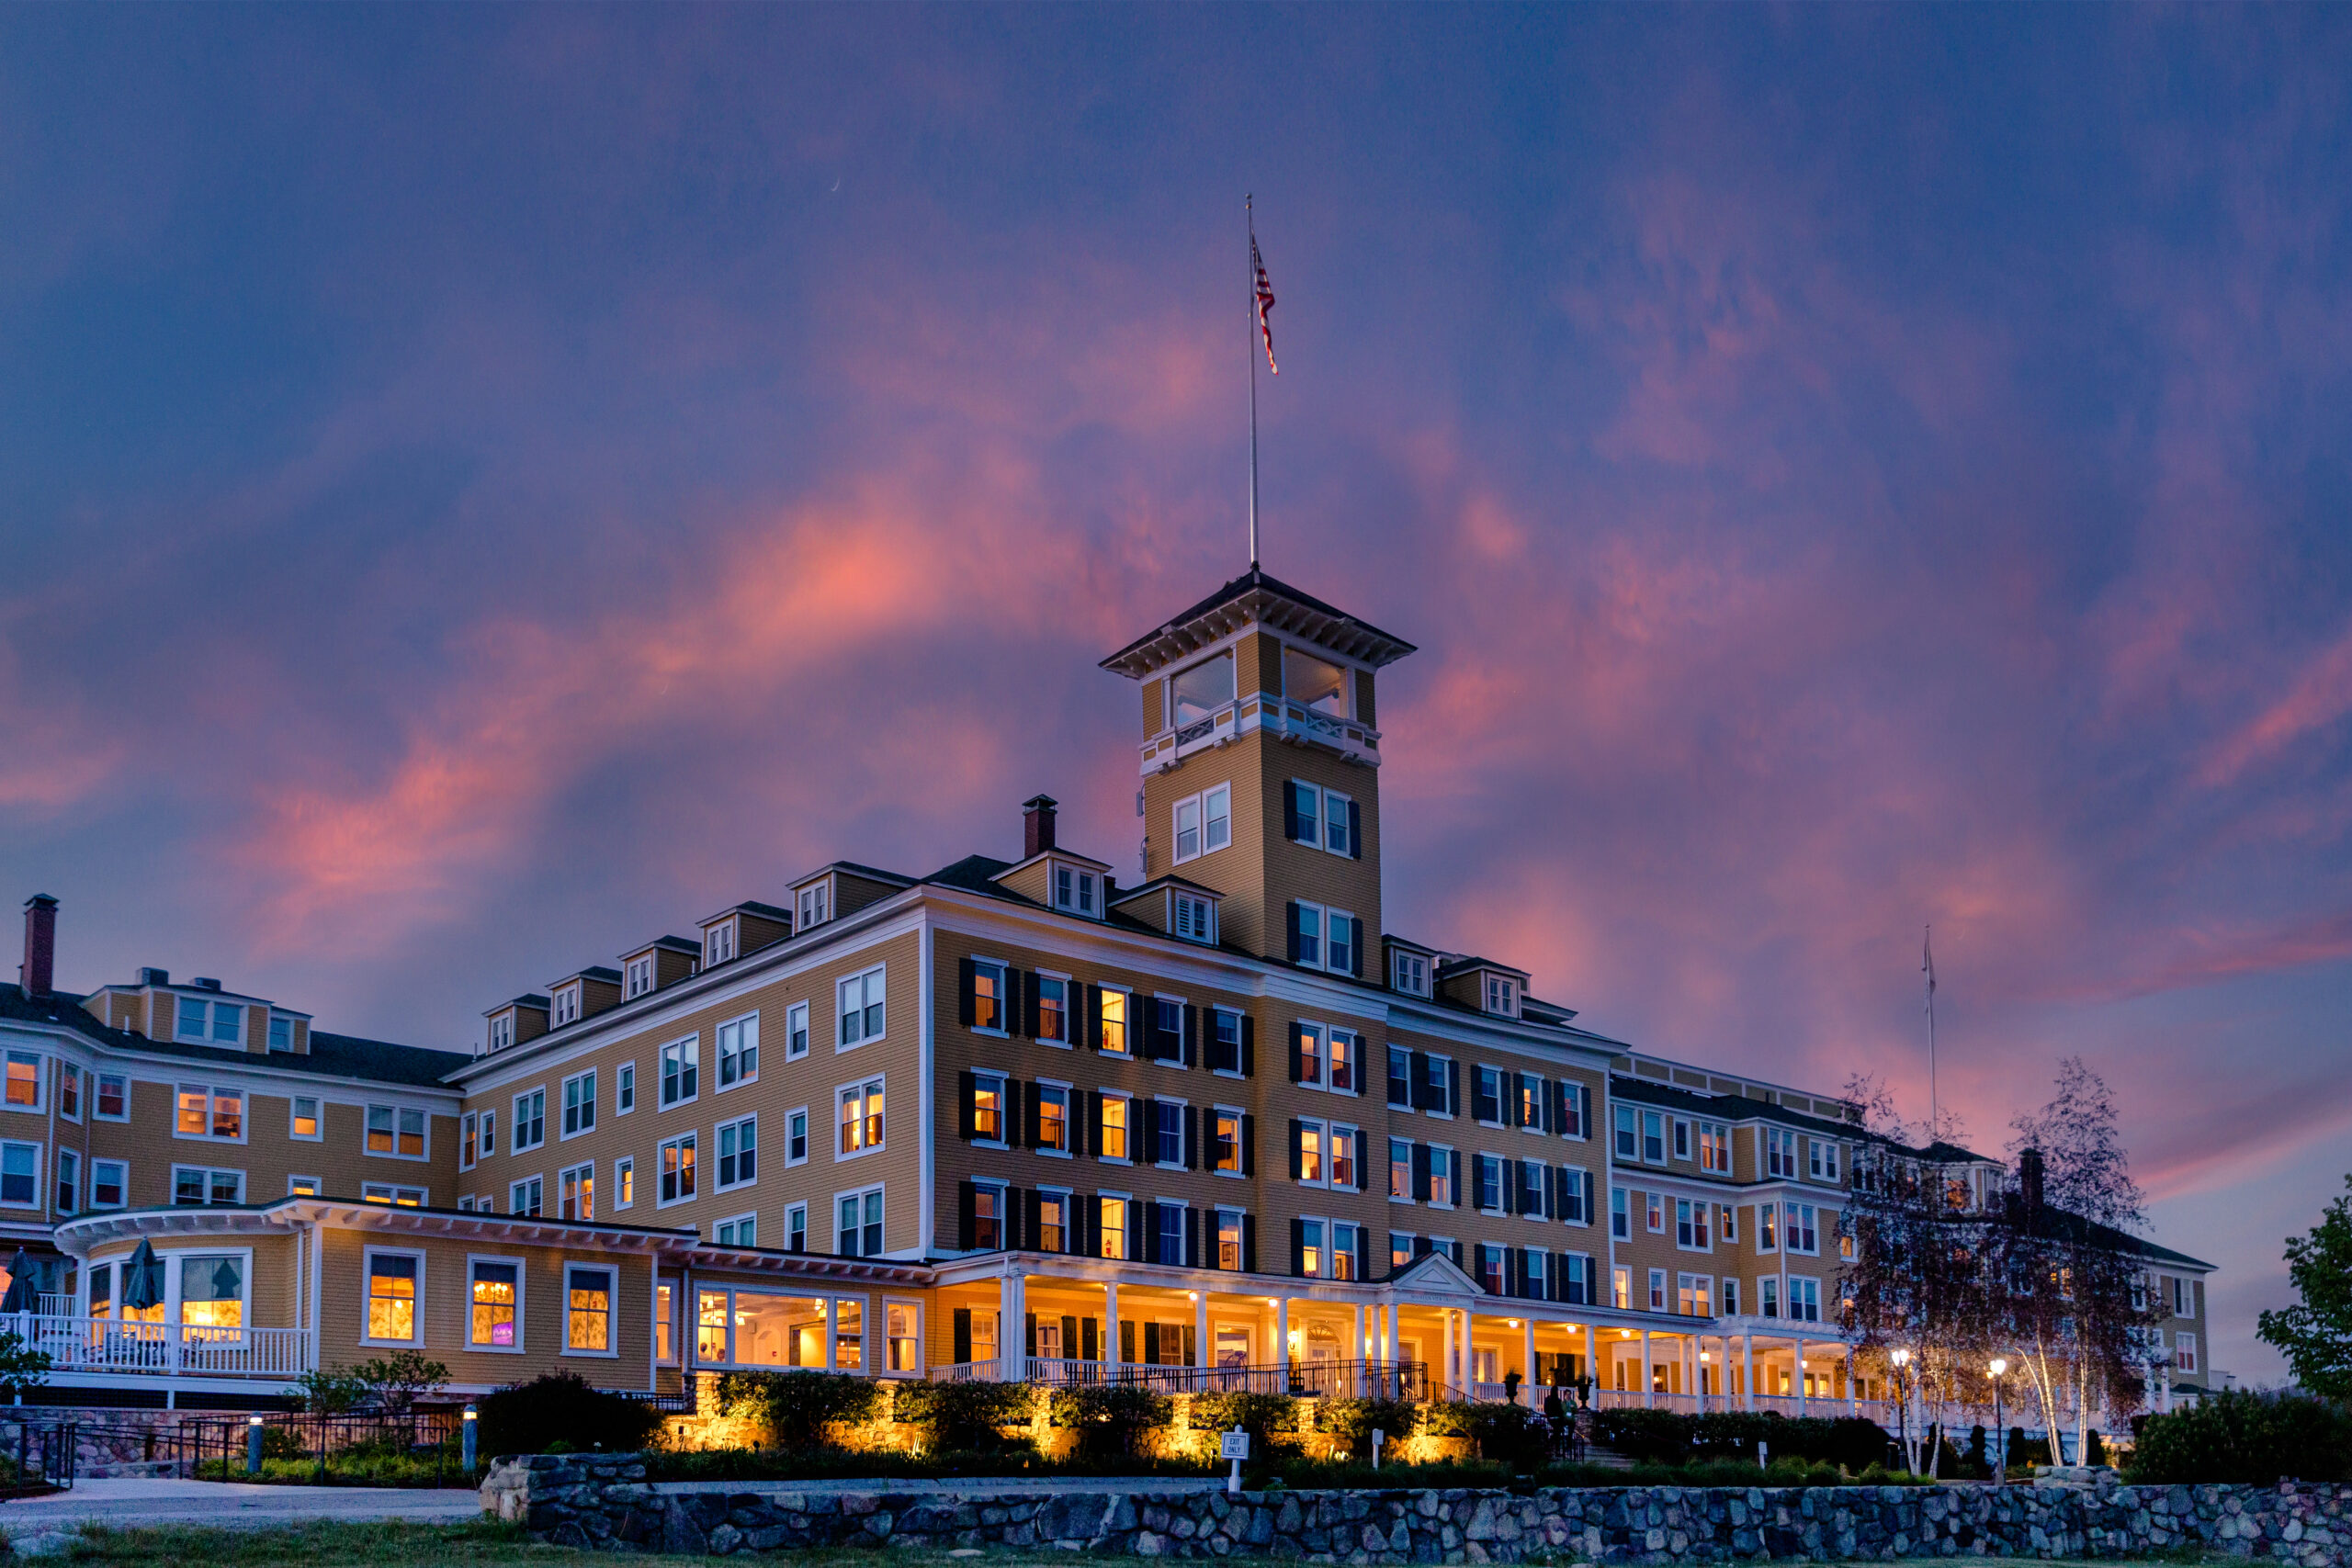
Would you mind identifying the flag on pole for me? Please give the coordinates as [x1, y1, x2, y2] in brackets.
[1251, 235, 1278, 374]
[1923, 927, 1936, 1007]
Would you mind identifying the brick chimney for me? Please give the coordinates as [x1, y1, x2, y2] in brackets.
[19, 895, 56, 999]
[1023, 795, 1058, 859]
[2018, 1147, 2045, 1214]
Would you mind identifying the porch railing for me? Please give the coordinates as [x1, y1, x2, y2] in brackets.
[934, 1358, 1425, 1400]
[8, 1314, 311, 1379]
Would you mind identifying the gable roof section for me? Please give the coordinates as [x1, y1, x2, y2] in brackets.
[1100, 568, 1418, 678]
[0, 986, 469, 1089]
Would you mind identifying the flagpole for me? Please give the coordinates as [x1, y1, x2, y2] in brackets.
[1923, 925, 1938, 1139]
[1247, 195, 1260, 570]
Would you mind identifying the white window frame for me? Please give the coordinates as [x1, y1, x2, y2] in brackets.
[558, 1160, 595, 1221]
[624, 954, 654, 999]
[1390, 949, 1430, 997]
[836, 1076, 885, 1160]
[173, 1084, 246, 1144]
[716, 1011, 760, 1089]
[288, 1174, 322, 1197]
[1427, 1143, 1455, 1208]
[56, 1066, 80, 1123]
[510, 1089, 546, 1153]
[716, 1113, 758, 1193]
[838, 965, 887, 1051]
[705, 919, 737, 968]
[835, 1183, 886, 1258]
[786, 1001, 810, 1061]
[364, 1103, 430, 1161]
[1096, 1089, 1133, 1164]
[480, 1108, 496, 1157]
[657, 1134, 697, 1208]
[52, 1146, 77, 1214]
[1610, 1186, 1629, 1240]
[560, 1069, 597, 1139]
[786, 1201, 808, 1254]
[659, 1036, 699, 1109]
[362, 1182, 427, 1206]
[467, 1253, 527, 1354]
[1212, 1106, 1246, 1178]
[1095, 987, 1131, 1056]
[90, 1157, 128, 1210]
[1149, 1095, 1189, 1170]
[970, 959, 1011, 1036]
[169, 1163, 243, 1207]
[615, 1156, 634, 1210]
[1049, 862, 1101, 917]
[290, 1096, 323, 1143]
[95, 1072, 130, 1123]
[1170, 889, 1217, 944]
[1484, 976, 1517, 1017]
[1295, 1116, 1329, 1187]
[489, 1013, 514, 1053]
[797, 879, 831, 931]
[550, 985, 582, 1028]
[361, 1246, 427, 1348]
[510, 1175, 543, 1216]
[1672, 1118, 1691, 1161]
[1698, 1121, 1729, 1174]
[1170, 783, 1234, 865]
[715, 1212, 757, 1247]
[2175, 1331, 2198, 1372]
[1033, 1080, 1072, 1157]
[1789, 1274, 1822, 1324]
[1034, 974, 1072, 1047]
[616, 1063, 636, 1115]
[561, 1261, 621, 1358]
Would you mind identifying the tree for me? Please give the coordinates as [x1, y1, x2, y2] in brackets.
[0, 1329, 51, 1399]
[352, 1349, 449, 1413]
[2257, 1173, 2352, 1399]
[1993, 1058, 2159, 1465]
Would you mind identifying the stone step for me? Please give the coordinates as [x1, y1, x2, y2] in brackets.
[80, 1459, 187, 1480]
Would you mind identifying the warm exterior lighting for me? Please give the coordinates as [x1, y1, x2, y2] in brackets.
[1188, 1292, 1199, 1302]
[1507, 1319, 1520, 1328]
[1890, 1348, 1910, 1369]
[1988, 1357, 2007, 1377]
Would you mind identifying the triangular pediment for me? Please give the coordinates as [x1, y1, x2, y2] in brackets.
[1385, 1249, 1484, 1297]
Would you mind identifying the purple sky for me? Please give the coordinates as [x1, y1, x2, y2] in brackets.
[6, 7, 2350, 1383]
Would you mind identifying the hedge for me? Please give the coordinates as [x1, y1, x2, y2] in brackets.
[1593, 1408, 1893, 1470]
[2125, 1391, 2352, 1485]
[477, 1371, 665, 1460]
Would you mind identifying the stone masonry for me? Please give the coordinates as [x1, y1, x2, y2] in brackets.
[481, 1456, 2351, 1565]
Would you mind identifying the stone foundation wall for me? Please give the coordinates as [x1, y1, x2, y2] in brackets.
[481, 1457, 2351, 1565]
[0, 1410, 207, 1473]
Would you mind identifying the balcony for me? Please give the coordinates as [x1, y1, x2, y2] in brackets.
[1139, 696, 1382, 774]
[7, 1313, 312, 1381]
[938, 1357, 1426, 1400]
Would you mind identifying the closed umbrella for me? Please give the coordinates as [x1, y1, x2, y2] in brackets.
[120, 1240, 164, 1313]
[0, 1248, 35, 1314]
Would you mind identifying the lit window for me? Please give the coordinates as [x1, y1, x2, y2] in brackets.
[471, 1261, 519, 1348]
[837, 1079, 884, 1156]
[1217, 1209, 1244, 1270]
[888, 1303, 919, 1373]
[659, 1135, 696, 1204]
[615, 1157, 633, 1209]
[1099, 1196, 1127, 1260]
[970, 962, 1005, 1032]
[1213, 1110, 1244, 1174]
[292, 1098, 321, 1140]
[1282, 646, 1347, 717]
[560, 1163, 594, 1220]
[1099, 1093, 1129, 1160]
[362, 1182, 425, 1206]
[567, 1267, 614, 1351]
[1170, 651, 1236, 729]
[1036, 978, 1069, 1043]
[288, 1175, 320, 1197]
[1097, 988, 1128, 1055]
[367, 1253, 419, 1341]
[1300, 1218, 1325, 1278]
[1035, 1085, 1069, 1152]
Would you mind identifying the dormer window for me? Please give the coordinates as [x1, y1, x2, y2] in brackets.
[624, 956, 654, 999]
[1484, 976, 1517, 1017]
[1171, 891, 1216, 944]
[706, 920, 737, 967]
[551, 986, 581, 1028]
[797, 881, 830, 930]
[1052, 863, 1098, 917]
[1282, 646, 1349, 718]
[489, 1013, 514, 1052]
[267, 1015, 294, 1051]
[1391, 951, 1430, 997]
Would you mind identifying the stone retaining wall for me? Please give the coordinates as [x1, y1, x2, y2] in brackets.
[481, 1456, 2351, 1564]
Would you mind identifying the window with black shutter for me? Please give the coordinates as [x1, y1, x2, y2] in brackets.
[953, 1306, 972, 1364]
[957, 1070, 977, 1140]
[1411, 1143, 1431, 1201]
[1183, 1105, 1199, 1168]
[1346, 797, 1363, 859]
[957, 957, 978, 1028]
[1289, 1217, 1306, 1276]
[1288, 1118, 1305, 1179]
[957, 1179, 977, 1249]
[1240, 1014, 1255, 1077]
[1409, 1051, 1431, 1111]
[1240, 1113, 1256, 1176]
[1241, 1213, 1257, 1274]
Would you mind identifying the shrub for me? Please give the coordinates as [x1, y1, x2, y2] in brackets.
[892, 1379, 1039, 1450]
[1592, 1409, 1892, 1470]
[1190, 1391, 1296, 1449]
[2123, 1391, 2352, 1485]
[477, 1371, 665, 1460]
[712, 1369, 880, 1450]
[1048, 1384, 1173, 1460]
[293, 1369, 368, 1415]
[1317, 1397, 1421, 1460]
[350, 1350, 449, 1414]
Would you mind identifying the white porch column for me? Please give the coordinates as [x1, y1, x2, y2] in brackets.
[1794, 1334, 1808, 1414]
[1195, 1291, 1210, 1372]
[1848, 1346, 1860, 1415]
[1104, 1282, 1121, 1373]
[1584, 1322, 1599, 1393]
[823, 1297, 837, 1371]
[1005, 1270, 1024, 1381]
[1521, 1316, 1536, 1400]
[1743, 1332, 1755, 1411]
[1641, 1330, 1654, 1408]
[1351, 1303, 1366, 1396]
[1275, 1296, 1290, 1383]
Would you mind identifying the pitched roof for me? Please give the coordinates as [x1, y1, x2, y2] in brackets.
[1099, 568, 1418, 677]
[0, 986, 469, 1089]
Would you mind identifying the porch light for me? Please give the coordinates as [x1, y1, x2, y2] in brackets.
[1507, 1319, 1519, 1328]
[1988, 1357, 2007, 1377]
[1188, 1292, 1198, 1302]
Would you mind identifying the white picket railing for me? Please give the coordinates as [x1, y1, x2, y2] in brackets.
[9, 1314, 311, 1379]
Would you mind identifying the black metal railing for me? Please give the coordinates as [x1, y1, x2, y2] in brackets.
[186, 1409, 466, 1485]
[1014, 1358, 1426, 1400]
[1, 1422, 75, 1492]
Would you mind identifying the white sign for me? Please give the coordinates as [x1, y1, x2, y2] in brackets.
[1220, 1429, 1251, 1461]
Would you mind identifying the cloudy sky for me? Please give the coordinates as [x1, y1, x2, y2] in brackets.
[6, 6, 2349, 1382]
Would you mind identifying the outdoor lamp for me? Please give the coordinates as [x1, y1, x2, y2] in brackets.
[1988, 1357, 2007, 1377]
[1890, 1348, 1910, 1369]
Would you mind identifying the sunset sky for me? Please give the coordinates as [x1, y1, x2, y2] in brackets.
[6, 7, 2350, 1383]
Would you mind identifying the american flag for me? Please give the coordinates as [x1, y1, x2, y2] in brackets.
[1252, 235, 1278, 374]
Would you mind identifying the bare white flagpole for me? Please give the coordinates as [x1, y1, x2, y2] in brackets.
[1247, 194, 1260, 570]
[1923, 925, 1939, 1139]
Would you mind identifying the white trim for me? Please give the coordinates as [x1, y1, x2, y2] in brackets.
[561, 1261, 622, 1358]
[559, 1067, 598, 1141]
[656, 1133, 698, 1209]
[466, 1252, 528, 1354]
[361, 1244, 428, 1348]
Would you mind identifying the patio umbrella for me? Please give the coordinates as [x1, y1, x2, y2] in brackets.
[0, 1248, 35, 1314]
[120, 1240, 164, 1313]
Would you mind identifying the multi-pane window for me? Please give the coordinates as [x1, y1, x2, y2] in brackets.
[971, 962, 1007, 1032]
[1036, 978, 1069, 1044]
[490, 1014, 514, 1052]
[887, 1304, 920, 1373]
[705, 920, 736, 967]
[1721, 1278, 1741, 1315]
[1613, 1104, 1638, 1160]
[1646, 1191, 1666, 1233]
[1427, 1145, 1454, 1207]
[470, 1260, 519, 1348]
[1421, 1055, 1453, 1115]
[797, 881, 830, 930]
[786, 1002, 809, 1060]
[175, 998, 244, 1045]
[57, 1066, 79, 1121]
[971, 1073, 1006, 1144]
[659, 1134, 697, 1204]
[1676, 1198, 1712, 1249]
[624, 955, 654, 998]
[1171, 784, 1232, 863]
[292, 1097, 321, 1140]
[717, 1116, 757, 1190]
[1150, 1100, 1183, 1166]
[838, 966, 887, 1047]
[175, 1085, 243, 1140]
[1295, 1023, 1325, 1087]
[1300, 1218, 1327, 1278]
[1099, 1196, 1127, 1260]
[838, 1079, 884, 1156]
[550, 986, 581, 1028]
[1476, 1066, 1505, 1124]
[1216, 1209, 1244, 1270]
[171, 1165, 240, 1206]
[1208, 1008, 1244, 1073]
[616, 1063, 635, 1112]
[96, 1074, 128, 1120]
[91, 1159, 127, 1209]
[510, 1177, 543, 1215]
[567, 1266, 615, 1351]
[1391, 949, 1429, 996]
[368, 1105, 427, 1157]
[1641, 1111, 1666, 1165]
[1051, 863, 1100, 916]
[560, 1163, 594, 1221]
[1212, 1110, 1243, 1173]
[1649, 1269, 1668, 1313]
[714, 1213, 752, 1247]
[1811, 1141, 1841, 1182]
[1699, 1122, 1730, 1174]
[1559, 1167, 1591, 1224]
[1171, 892, 1216, 943]
[1387, 1046, 1411, 1107]
[1611, 1186, 1630, 1240]
[787, 1107, 808, 1164]
[53, 1148, 77, 1213]
[838, 1187, 885, 1257]
[561, 1071, 596, 1137]
[511, 1090, 546, 1152]
[480, 1109, 496, 1156]
[267, 1016, 294, 1051]
[1672, 1119, 1691, 1160]
[1784, 1201, 1819, 1255]
[1328, 1031, 1357, 1093]
[970, 1183, 1004, 1250]
[1097, 988, 1128, 1055]
[1518, 1076, 1545, 1130]
[1295, 1120, 1325, 1184]
[1035, 1085, 1069, 1152]
[1329, 1127, 1358, 1189]
[1678, 1272, 1713, 1316]
[1484, 976, 1516, 1015]
[1284, 777, 1359, 854]
[1389, 1137, 1412, 1199]
[1789, 1276, 1822, 1323]
[1768, 1128, 1798, 1178]
[615, 1156, 634, 1209]
[1759, 1201, 1780, 1251]
[661, 1038, 698, 1106]
[367, 1253, 420, 1341]
[1760, 1277, 1781, 1318]
[1476, 1154, 1504, 1212]
[717, 1014, 759, 1086]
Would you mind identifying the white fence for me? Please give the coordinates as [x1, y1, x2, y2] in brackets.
[9, 1314, 312, 1379]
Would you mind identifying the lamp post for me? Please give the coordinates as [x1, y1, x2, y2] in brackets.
[246, 1412, 265, 1477]
[462, 1402, 479, 1473]
[1988, 1358, 2008, 1486]
[1889, 1348, 1913, 1474]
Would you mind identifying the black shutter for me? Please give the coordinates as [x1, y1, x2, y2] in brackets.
[1283, 782, 1301, 843]
[957, 957, 977, 1028]
[1144, 1321, 1161, 1364]
[1025, 1312, 1038, 1357]
[1347, 798, 1363, 860]
[1288, 1024, 1304, 1083]
[1499, 1156, 1516, 1214]
[1450, 1149, 1464, 1204]
[1447, 1059, 1462, 1117]
[1023, 974, 1042, 1038]
[1552, 1081, 1570, 1137]
[1240, 1114, 1256, 1176]
[1240, 1015, 1255, 1077]
[1083, 1196, 1102, 1257]
[1023, 1187, 1043, 1250]
[1002, 1184, 1026, 1249]
[1285, 902, 1301, 963]
[1063, 1314, 1080, 1354]
[954, 1306, 972, 1364]
[957, 1179, 977, 1249]
[1183, 1004, 1199, 1068]
[1004, 1080, 1025, 1149]
[1183, 1325, 1198, 1366]
[1184, 1105, 1200, 1169]
[1084, 985, 1102, 1049]
[1023, 1085, 1043, 1148]
[1088, 1091, 1105, 1158]
[1410, 1051, 1431, 1111]
[957, 1071, 977, 1140]
[1186, 1208, 1202, 1269]
[1351, 917, 1365, 977]
[1288, 1118, 1305, 1179]
[1505, 1249, 1521, 1298]
[1122, 1320, 1136, 1363]
[1242, 1213, 1258, 1274]
[1354, 1139, 1370, 1191]
[1290, 1217, 1306, 1277]
[1139, 1204, 1159, 1265]
[1412, 1144, 1430, 1201]
[1413, 1235, 1433, 1260]
[1002, 967, 1023, 1035]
